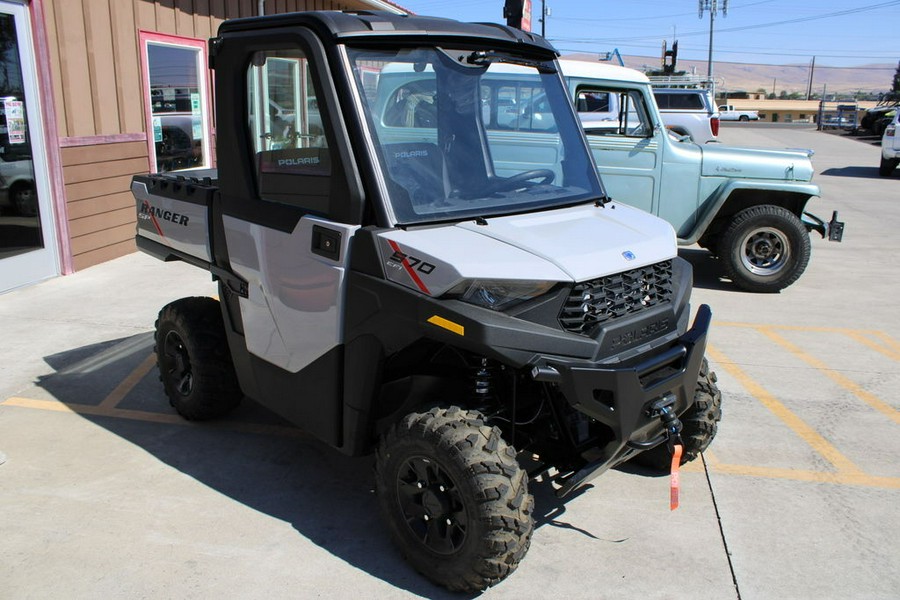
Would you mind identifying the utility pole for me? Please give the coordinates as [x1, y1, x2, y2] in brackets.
[698, 0, 728, 93]
[806, 56, 816, 100]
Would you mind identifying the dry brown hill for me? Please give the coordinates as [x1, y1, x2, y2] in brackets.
[564, 53, 895, 96]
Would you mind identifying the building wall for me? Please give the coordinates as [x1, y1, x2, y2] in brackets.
[42, 0, 369, 270]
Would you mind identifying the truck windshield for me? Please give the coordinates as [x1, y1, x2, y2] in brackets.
[346, 47, 604, 225]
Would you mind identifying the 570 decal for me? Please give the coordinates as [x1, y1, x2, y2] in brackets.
[387, 249, 436, 275]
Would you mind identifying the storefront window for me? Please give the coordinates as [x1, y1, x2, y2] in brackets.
[141, 34, 210, 173]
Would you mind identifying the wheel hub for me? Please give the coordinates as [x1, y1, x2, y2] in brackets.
[164, 331, 193, 397]
[396, 456, 468, 555]
[741, 227, 790, 275]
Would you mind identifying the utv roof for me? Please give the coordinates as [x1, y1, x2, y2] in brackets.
[216, 10, 558, 57]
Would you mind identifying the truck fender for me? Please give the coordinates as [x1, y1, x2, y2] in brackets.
[682, 180, 820, 246]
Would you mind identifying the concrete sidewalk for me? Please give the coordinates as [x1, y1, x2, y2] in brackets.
[1, 125, 898, 598]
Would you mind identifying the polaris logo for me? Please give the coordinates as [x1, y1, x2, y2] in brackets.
[622, 251, 636, 261]
[609, 318, 670, 350]
[278, 157, 320, 166]
[140, 201, 189, 226]
[394, 150, 428, 159]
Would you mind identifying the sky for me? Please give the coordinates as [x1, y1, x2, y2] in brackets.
[395, 0, 900, 71]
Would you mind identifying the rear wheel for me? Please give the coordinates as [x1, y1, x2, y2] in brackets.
[155, 297, 242, 420]
[634, 359, 722, 471]
[375, 406, 533, 593]
[739, 114, 750, 122]
[720, 205, 811, 293]
[879, 156, 899, 177]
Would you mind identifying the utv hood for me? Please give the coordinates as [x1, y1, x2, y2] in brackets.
[700, 144, 814, 181]
[376, 202, 677, 297]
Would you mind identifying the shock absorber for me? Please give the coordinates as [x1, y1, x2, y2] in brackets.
[471, 357, 497, 407]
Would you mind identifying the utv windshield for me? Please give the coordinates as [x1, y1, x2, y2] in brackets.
[346, 47, 604, 225]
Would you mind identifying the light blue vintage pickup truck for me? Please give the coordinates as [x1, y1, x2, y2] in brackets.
[559, 60, 844, 293]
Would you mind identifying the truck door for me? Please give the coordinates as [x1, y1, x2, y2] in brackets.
[577, 86, 661, 215]
[212, 29, 366, 444]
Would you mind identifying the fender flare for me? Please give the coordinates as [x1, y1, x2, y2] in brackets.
[678, 180, 820, 245]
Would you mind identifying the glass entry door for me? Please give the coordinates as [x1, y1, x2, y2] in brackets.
[0, 1, 58, 292]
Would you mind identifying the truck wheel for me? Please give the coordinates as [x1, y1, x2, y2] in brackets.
[375, 406, 533, 593]
[154, 297, 242, 420]
[634, 359, 722, 471]
[739, 114, 750, 122]
[879, 156, 898, 177]
[720, 205, 810, 293]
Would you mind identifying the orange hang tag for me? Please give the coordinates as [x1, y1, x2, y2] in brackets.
[669, 443, 683, 511]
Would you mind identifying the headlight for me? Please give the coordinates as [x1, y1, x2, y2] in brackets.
[444, 279, 557, 311]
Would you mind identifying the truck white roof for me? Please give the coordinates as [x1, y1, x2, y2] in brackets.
[557, 59, 650, 84]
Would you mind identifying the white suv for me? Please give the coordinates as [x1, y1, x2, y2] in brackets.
[652, 88, 720, 143]
[880, 110, 899, 177]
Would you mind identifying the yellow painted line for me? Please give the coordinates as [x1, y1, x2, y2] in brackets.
[706, 344, 865, 475]
[760, 328, 900, 425]
[715, 321, 884, 334]
[1, 397, 307, 438]
[704, 451, 900, 489]
[843, 331, 900, 362]
[871, 330, 900, 353]
[98, 353, 158, 409]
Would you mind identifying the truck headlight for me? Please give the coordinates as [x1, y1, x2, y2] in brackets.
[444, 279, 557, 311]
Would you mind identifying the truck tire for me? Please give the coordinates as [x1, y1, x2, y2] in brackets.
[739, 114, 750, 122]
[154, 297, 242, 420]
[633, 359, 722, 471]
[720, 205, 811, 293]
[375, 406, 533, 593]
[879, 156, 898, 177]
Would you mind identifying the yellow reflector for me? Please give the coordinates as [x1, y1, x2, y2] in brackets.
[427, 315, 465, 336]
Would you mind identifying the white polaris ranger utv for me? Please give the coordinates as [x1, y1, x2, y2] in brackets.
[132, 11, 721, 593]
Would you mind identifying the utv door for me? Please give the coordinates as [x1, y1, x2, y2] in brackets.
[211, 27, 365, 445]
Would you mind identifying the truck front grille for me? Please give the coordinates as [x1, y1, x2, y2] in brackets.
[559, 260, 674, 335]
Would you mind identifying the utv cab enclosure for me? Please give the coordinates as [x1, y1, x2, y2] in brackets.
[133, 11, 721, 593]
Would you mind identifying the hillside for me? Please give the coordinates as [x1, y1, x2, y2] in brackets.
[563, 53, 896, 96]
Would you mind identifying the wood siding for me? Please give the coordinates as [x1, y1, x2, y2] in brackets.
[44, 0, 374, 270]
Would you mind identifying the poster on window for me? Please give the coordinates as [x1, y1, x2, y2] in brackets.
[3, 99, 26, 144]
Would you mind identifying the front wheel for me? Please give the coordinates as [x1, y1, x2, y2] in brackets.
[720, 205, 811, 293]
[375, 406, 533, 593]
[154, 297, 242, 420]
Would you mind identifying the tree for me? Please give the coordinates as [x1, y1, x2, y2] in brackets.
[893, 60, 899, 93]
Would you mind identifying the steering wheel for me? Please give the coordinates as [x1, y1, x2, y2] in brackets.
[488, 169, 556, 193]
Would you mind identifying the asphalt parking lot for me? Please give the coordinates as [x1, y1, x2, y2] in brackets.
[1, 123, 898, 599]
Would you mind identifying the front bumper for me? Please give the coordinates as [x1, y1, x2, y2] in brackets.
[532, 304, 711, 496]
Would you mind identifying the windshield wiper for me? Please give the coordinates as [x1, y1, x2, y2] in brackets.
[464, 51, 557, 74]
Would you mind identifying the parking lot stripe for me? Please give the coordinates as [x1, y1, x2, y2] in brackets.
[704, 451, 900, 489]
[844, 331, 900, 362]
[98, 353, 157, 409]
[706, 344, 865, 476]
[1, 397, 307, 439]
[759, 328, 900, 425]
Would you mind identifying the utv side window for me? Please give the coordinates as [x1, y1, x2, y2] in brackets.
[578, 88, 651, 138]
[481, 83, 557, 133]
[247, 49, 332, 210]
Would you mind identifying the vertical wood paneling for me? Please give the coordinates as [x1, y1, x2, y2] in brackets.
[109, 1, 143, 134]
[225, 0, 240, 18]
[44, 0, 68, 137]
[83, 0, 120, 135]
[209, 0, 227, 34]
[175, 0, 195, 36]
[193, 0, 212, 40]
[134, 0, 158, 30]
[156, 0, 177, 33]
[54, 1, 95, 136]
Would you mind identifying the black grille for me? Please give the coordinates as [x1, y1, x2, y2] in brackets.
[559, 260, 674, 335]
